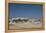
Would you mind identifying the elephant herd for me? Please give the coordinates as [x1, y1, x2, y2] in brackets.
[9, 18, 40, 23]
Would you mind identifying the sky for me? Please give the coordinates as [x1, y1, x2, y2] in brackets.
[8, 3, 43, 18]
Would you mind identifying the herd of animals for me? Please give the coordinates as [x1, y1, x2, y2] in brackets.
[9, 17, 41, 23]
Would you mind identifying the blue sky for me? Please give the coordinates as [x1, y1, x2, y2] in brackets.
[8, 3, 43, 18]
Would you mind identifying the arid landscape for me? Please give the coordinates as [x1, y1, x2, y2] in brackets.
[9, 17, 42, 30]
[8, 3, 43, 30]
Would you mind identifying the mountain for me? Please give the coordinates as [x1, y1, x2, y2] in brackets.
[9, 17, 40, 23]
[11, 17, 28, 20]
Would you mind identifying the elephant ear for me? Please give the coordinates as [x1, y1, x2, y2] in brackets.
[24, 19, 28, 22]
